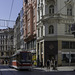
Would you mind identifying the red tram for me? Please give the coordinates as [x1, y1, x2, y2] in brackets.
[9, 51, 32, 70]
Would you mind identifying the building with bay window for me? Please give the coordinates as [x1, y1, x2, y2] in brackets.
[36, 0, 75, 66]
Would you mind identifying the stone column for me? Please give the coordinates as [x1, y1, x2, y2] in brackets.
[58, 40, 62, 66]
[42, 41, 45, 66]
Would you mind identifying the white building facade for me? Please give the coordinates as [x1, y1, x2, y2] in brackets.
[36, 0, 75, 66]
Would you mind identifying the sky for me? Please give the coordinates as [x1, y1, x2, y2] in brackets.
[0, 0, 23, 29]
[0, 0, 23, 21]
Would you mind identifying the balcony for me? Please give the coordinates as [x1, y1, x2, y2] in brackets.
[42, 14, 74, 21]
[24, 34, 35, 42]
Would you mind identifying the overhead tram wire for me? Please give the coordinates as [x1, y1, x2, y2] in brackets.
[7, 0, 14, 28]
[0, 19, 15, 22]
[9, 0, 14, 21]
[0, 19, 15, 28]
[0, 0, 72, 28]
[55, 1, 72, 14]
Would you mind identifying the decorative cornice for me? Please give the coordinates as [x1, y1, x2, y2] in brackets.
[45, 0, 57, 5]
[39, 14, 74, 24]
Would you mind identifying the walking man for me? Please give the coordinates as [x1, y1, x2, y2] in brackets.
[47, 59, 50, 69]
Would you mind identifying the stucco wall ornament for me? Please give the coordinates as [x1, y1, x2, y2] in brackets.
[49, 44, 54, 50]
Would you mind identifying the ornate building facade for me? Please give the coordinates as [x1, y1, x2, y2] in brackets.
[23, 0, 37, 62]
[14, 14, 21, 51]
[0, 28, 14, 64]
[36, 0, 75, 66]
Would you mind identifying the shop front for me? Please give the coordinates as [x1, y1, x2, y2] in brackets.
[62, 52, 75, 66]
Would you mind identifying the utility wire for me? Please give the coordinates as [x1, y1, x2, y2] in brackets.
[6, 0, 14, 28]
[9, 0, 14, 21]
[55, 1, 72, 14]
[0, 19, 15, 22]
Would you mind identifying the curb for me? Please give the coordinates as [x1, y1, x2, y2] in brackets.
[34, 67, 75, 72]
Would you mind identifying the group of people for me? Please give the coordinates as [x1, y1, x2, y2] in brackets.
[39, 57, 57, 70]
[46, 58, 57, 70]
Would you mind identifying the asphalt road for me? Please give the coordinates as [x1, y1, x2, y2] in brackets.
[0, 65, 75, 75]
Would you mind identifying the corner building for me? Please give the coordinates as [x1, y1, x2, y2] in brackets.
[23, 0, 37, 63]
[36, 0, 75, 66]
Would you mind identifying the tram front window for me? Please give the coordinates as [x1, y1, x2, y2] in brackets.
[20, 52, 32, 63]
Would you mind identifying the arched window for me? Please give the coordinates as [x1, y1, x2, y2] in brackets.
[49, 25, 54, 34]
[49, 5, 54, 14]
[67, 5, 72, 16]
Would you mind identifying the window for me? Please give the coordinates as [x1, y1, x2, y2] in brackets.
[65, 24, 71, 34]
[49, 25, 54, 34]
[38, 10, 40, 21]
[38, 28, 40, 37]
[27, 12, 30, 20]
[67, 5, 72, 16]
[28, 21, 30, 33]
[24, 0, 28, 3]
[71, 54, 75, 63]
[62, 41, 75, 49]
[1, 52, 4, 56]
[41, 26, 43, 36]
[38, 0, 40, 4]
[34, 40, 36, 48]
[62, 54, 75, 64]
[70, 42, 75, 49]
[33, 22, 35, 31]
[62, 54, 69, 63]
[33, 8, 35, 16]
[49, 5, 54, 14]
[62, 41, 69, 49]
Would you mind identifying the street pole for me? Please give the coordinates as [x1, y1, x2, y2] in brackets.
[69, 51, 71, 66]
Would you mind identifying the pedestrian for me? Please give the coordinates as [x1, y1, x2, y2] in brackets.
[50, 59, 52, 67]
[52, 57, 54, 67]
[40, 61, 42, 67]
[53, 59, 57, 70]
[54, 60, 57, 70]
[46, 59, 50, 69]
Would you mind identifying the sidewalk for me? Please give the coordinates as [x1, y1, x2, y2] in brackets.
[34, 66, 75, 72]
[57, 66, 75, 71]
